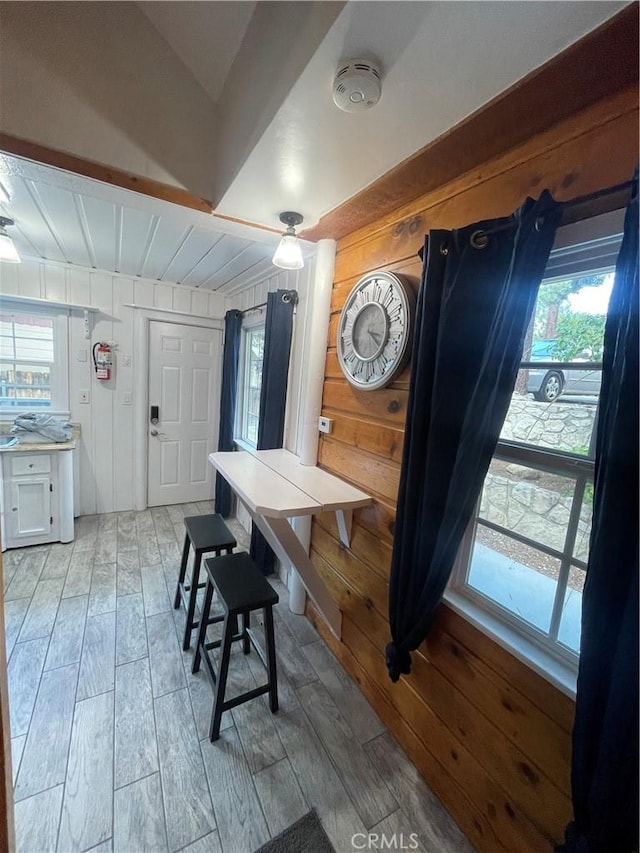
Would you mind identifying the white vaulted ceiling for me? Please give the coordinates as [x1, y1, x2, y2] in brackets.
[0, 0, 630, 286]
[0, 154, 310, 295]
[138, 1, 256, 103]
[216, 0, 629, 228]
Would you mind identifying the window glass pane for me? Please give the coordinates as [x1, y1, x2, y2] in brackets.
[573, 489, 593, 563]
[240, 326, 265, 446]
[0, 336, 15, 358]
[558, 565, 586, 653]
[479, 459, 578, 554]
[247, 387, 261, 417]
[0, 311, 57, 411]
[245, 412, 258, 446]
[504, 368, 599, 455]
[0, 364, 51, 407]
[468, 528, 561, 635]
[14, 337, 54, 361]
[500, 271, 613, 456]
[532, 271, 612, 360]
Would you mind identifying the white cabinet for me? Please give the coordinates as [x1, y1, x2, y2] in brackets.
[9, 476, 53, 541]
[1, 450, 74, 549]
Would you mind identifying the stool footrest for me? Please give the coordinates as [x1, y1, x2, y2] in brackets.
[203, 631, 244, 653]
[222, 684, 270, 712]
[178, 581, 206, 608]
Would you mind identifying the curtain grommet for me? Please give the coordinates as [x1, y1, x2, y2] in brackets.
[470, 230, 489, 249]
[440, 244, 449, 256]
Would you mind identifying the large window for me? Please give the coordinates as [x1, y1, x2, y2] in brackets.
[0, 306, 69, 415]
[236, 324, 265, 447]
[448, 212, 622, 684]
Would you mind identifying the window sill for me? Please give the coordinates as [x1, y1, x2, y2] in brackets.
[0, 410, 71, 422]
[443, 589, 577, 700]
[233, 438, 257, 453]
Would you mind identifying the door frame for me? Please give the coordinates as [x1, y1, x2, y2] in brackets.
[132, 309, 223, 511]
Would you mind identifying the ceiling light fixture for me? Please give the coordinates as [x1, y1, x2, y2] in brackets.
[272, 211, 304, 270]
[0, 217, 21, 263]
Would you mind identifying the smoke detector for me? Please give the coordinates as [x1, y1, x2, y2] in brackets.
[332, 60, 382, 113]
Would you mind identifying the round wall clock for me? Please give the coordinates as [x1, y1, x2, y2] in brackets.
[336, 270, 415, 391]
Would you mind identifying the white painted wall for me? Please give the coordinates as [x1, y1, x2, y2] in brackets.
[0, 2, 216, 198]
[0, 258, 225, 516]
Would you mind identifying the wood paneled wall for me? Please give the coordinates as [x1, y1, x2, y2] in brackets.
[308, 84, 638, 852]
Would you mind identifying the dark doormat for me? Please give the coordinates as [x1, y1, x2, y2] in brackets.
[255, 810, 335, 853]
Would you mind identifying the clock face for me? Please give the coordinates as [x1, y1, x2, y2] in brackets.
[337, 271, 414, 391]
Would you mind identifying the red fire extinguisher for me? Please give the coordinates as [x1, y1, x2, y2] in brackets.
[92, 342, 113, 381]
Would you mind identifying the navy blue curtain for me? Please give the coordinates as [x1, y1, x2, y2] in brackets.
[214, 309, 243, 518]
[559, 180, 639, 853]
[386, 192, 562, 682]
[250, 289, 297, 575]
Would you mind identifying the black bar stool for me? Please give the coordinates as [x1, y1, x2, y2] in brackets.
[173, 514, 236, 651]
[192, 551, 279, 741]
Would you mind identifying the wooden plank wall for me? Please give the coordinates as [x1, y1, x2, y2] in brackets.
[308, 85, 639, 852]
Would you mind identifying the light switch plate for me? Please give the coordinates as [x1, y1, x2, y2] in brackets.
[79, 389, 90, 404]
[76, 348, 88, 362]
[122, 392, 132, 405]
[318, 417, 333, 434]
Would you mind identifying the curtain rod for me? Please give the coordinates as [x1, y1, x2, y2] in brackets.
[240, 301, 267, 316]
[240, 290, 298, 316]
[471, 179, 636, 246]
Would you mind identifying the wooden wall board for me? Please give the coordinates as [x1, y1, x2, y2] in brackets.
[322, 380, 408, 428]
[317, 407, 405, 464]
[332, 91, 638, 286]
[314, 512, 392, 583]
[318, 439, 400, 506]
[311, 67, 639, 851]
[333, 84, 637, 257]
[434, 607, 576, 735]
[311, 521, 573, 831]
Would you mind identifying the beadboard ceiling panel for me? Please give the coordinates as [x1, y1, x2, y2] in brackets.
[119, 206, 157, 277]
[0, 153, 313, 292]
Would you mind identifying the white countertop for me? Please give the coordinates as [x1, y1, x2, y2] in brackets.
[0, 424, 80, 453]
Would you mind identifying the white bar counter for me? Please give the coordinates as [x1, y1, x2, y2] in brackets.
[209, 449, 372, 638]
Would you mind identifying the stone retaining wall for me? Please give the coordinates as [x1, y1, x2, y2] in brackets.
[481, 473, 591, 561]
[502, 397, 596, 453]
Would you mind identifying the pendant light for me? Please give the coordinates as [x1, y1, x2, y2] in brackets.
[0, 217, 20, 264]
[272, 211, 304, 270]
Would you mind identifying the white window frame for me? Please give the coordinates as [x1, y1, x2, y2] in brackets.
[445, 217, 623, 698]
[447, 443, 594, 697]
[234, 318, 265, 450]
[0, 302, 70, 420]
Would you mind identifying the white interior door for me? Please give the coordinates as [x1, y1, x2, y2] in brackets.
[147, 321, 221, 506]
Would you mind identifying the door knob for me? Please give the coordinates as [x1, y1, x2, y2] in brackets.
[150, 429, 165, 437]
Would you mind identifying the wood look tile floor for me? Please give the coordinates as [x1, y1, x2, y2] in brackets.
[4, 503, 472, 853]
